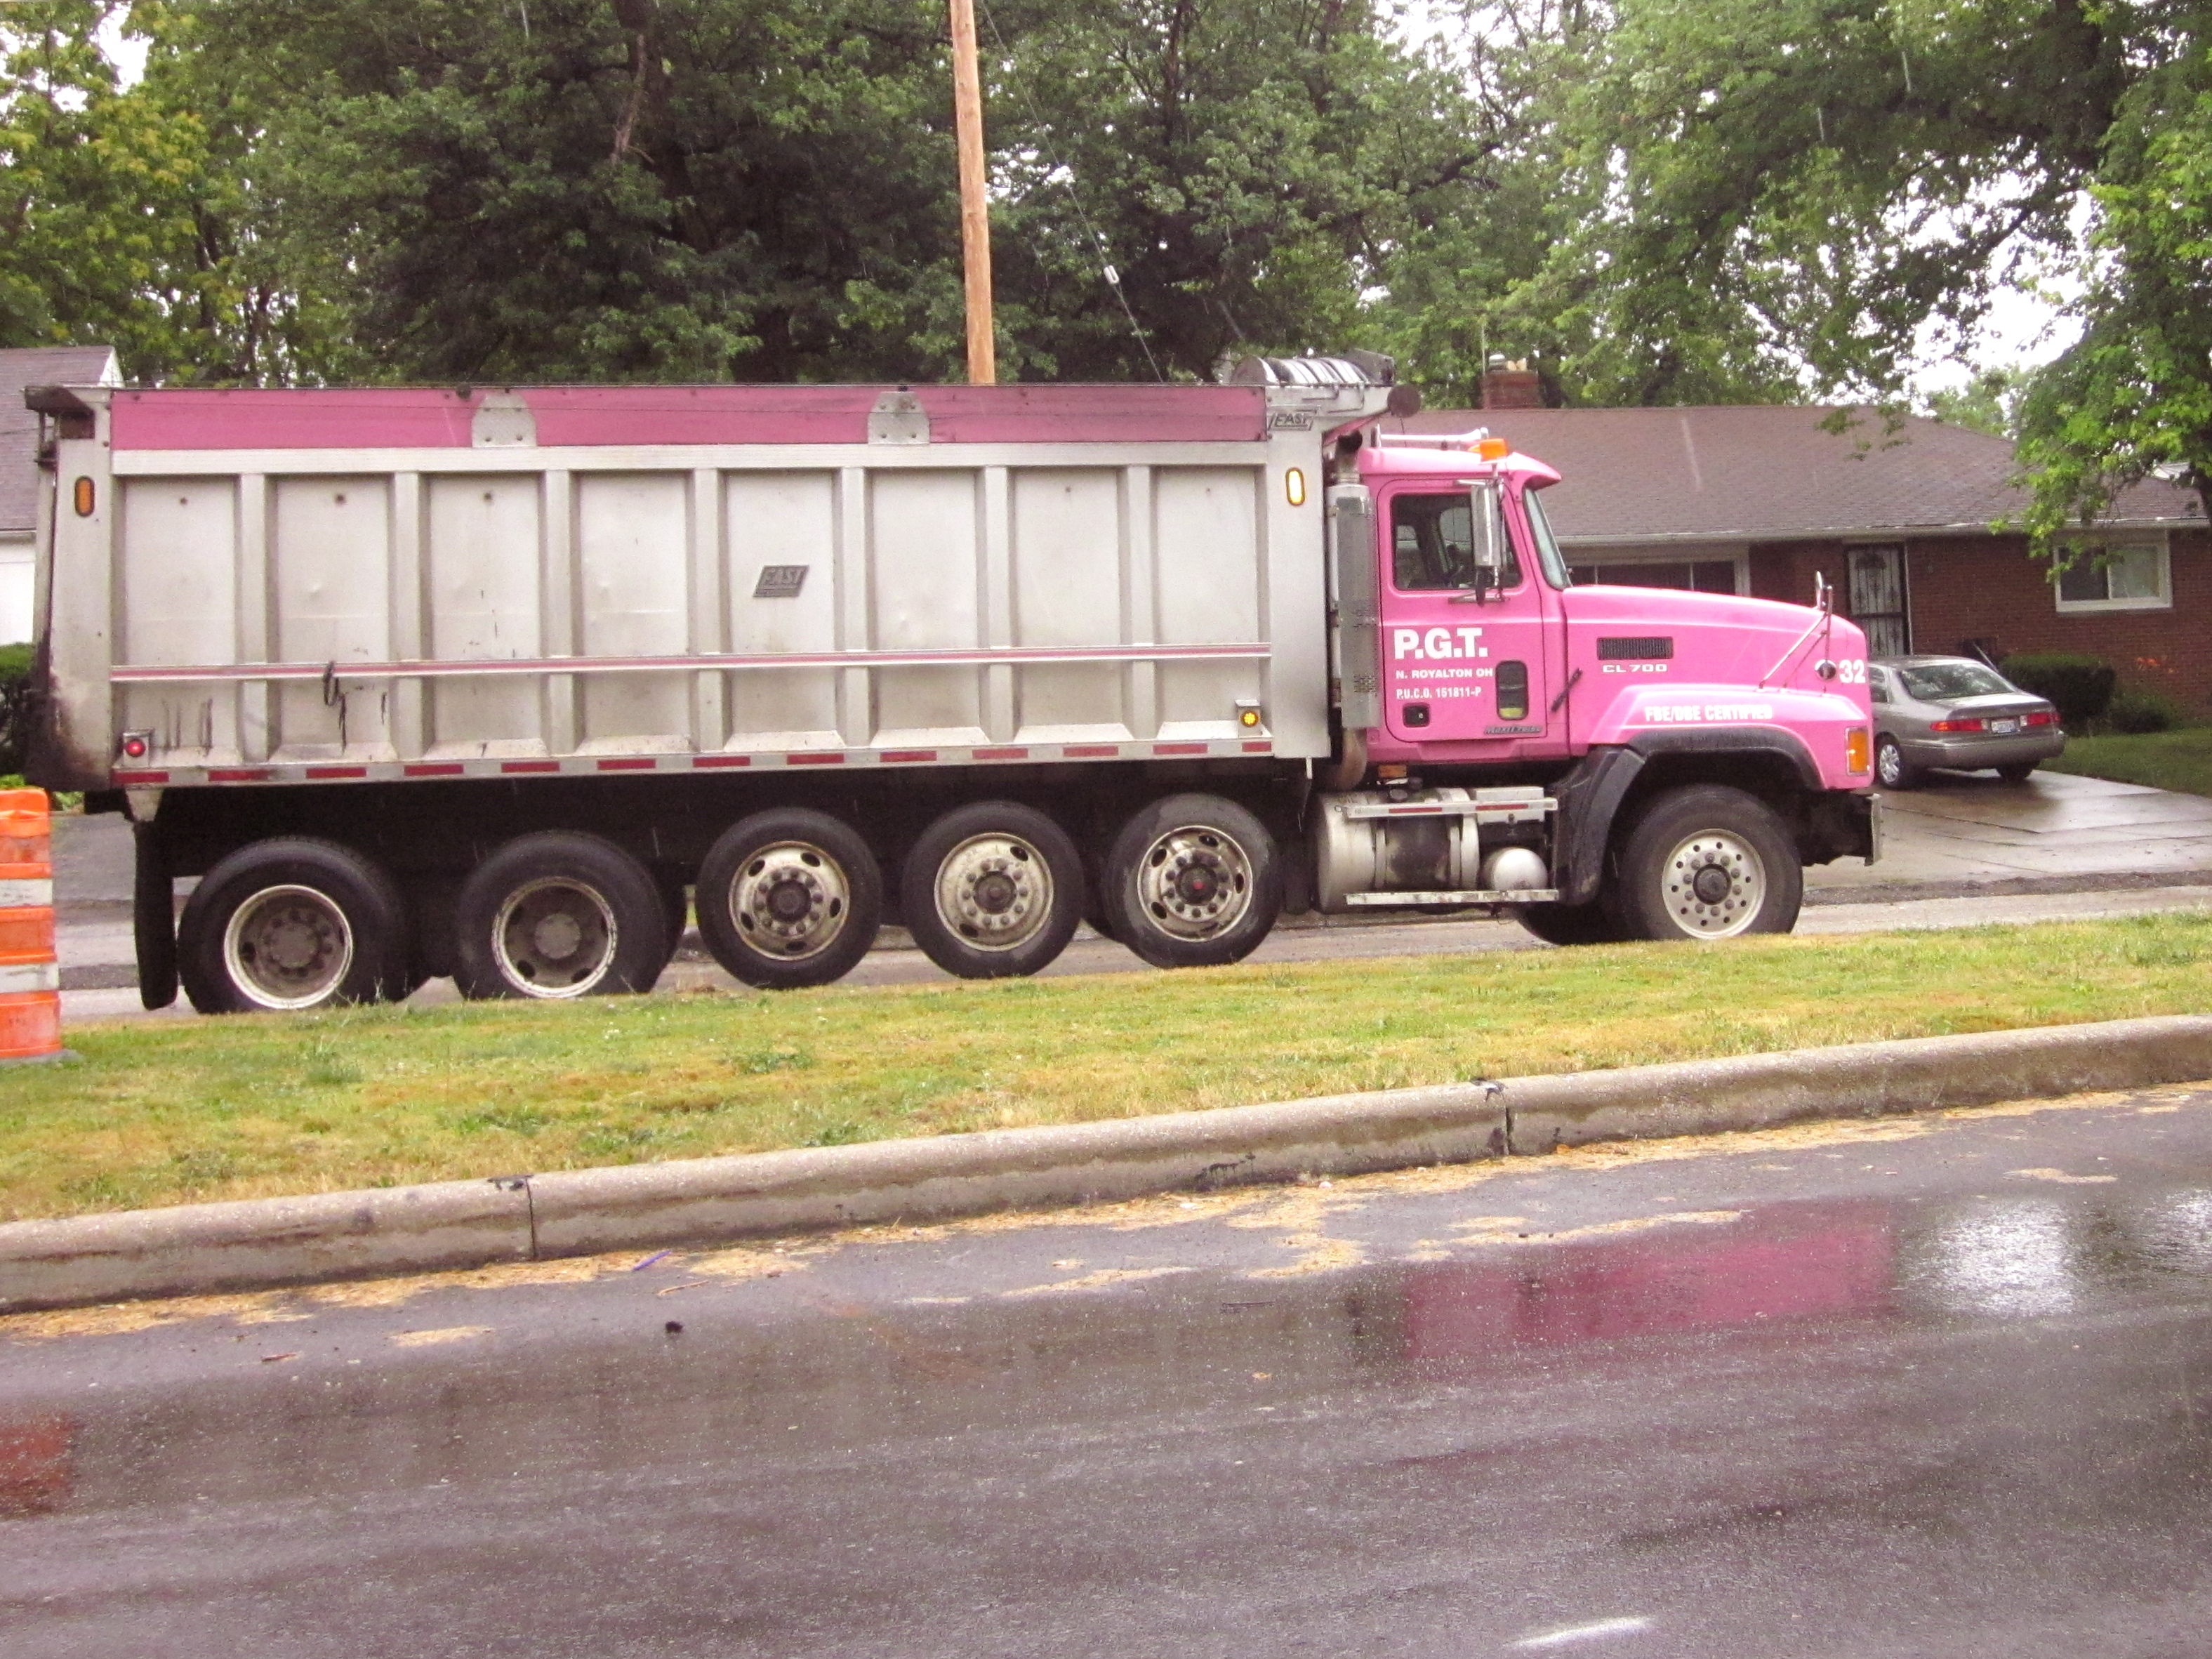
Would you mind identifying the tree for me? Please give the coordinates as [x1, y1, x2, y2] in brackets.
[1, 0, 341, 381]
[2016, 47, 2212, 533]
[1556, 0, 2212, 529]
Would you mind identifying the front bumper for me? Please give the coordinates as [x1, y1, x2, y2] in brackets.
[1897, 732, 2067, 771]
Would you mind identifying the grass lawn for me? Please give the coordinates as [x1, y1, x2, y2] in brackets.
[4, 909, 2210, 1224]
[2044, 727, 2212, 798]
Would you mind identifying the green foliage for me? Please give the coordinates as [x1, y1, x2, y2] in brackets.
[2000, 651, 2117, 728]
[1, 0, 350, 381]
[2015, 44, 2212, 544]
[1928, 366, 2033, 439]
[2106, 689, 2182, 735]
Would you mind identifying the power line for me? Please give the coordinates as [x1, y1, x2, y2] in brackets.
[976, 0, 1166, 383]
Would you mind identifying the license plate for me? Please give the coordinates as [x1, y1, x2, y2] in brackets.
[1989, 718, 2020, 734]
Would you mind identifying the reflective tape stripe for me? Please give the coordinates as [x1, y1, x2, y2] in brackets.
[0, 879, 54, 908]
[0, 962, 59, 993]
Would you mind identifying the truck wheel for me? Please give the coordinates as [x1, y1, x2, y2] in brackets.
[177, 838, 410, 1014]
[1609, 786, 1802, 941]
[696, 809, 882, 989]
[1103, 794, 1280, 969]
[1874, 735, 1922, 790]
[454, 832, 668, 999]
[1510, 902, 1631, 946]
[903, 802, 1082, 979]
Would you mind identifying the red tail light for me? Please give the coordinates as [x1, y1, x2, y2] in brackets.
[1929, 718, 1985, 732]
[2025, 710, 2057, 727]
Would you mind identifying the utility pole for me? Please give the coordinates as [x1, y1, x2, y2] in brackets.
[948, 0, 995, 385]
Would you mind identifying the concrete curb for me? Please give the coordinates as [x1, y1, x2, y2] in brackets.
[6, 1014, 2211, 1314]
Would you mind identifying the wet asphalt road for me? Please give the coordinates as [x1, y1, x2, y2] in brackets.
[8, 1088, 2212, 1655]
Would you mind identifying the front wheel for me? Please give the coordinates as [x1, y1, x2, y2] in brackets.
[177, 838, 410, 1014]
[1102, 793, 1280, 968]
[902, 802, 1082, 979]
[454, 832, 669, 999]
[696, 809, 882, 989]
[1608, 786, 1803, 941]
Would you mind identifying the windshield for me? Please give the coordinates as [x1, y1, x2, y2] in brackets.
[1521, 488, 1572, 589]
[1896, 661, 2016, 701]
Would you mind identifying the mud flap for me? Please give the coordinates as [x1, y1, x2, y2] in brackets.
[1551, 747, 1645, 907]
[133, 821, 178, 1010]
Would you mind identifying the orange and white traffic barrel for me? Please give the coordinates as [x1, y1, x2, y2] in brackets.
[0, 790, 62, 1061]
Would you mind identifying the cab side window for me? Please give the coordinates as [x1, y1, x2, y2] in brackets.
[1391, 494, 1520, 593]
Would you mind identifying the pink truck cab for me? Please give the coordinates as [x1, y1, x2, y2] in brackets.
[1317, 422, 1875, 942]
[24, 359, 1873, 1014]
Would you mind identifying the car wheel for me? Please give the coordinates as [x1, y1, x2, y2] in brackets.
[1102, 793, 1281, 969]
[1996, 763, 2039, 784]
[454, 832, 669, 999]
[1608, 785, 1803, 941]
[696, 809, 882, 989]
[1874, 734, 1923, 791]
[177, 838, 411, 1014]
[902, 802, 1082, 979]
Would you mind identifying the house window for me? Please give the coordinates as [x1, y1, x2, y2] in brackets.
[2055, 541, 2170, 612]
[1846, 545, 1909, 658]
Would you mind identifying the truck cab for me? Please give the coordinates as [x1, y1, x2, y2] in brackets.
[1315, 427, 1876, 941]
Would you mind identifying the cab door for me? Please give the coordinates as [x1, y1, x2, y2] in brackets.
[1377, 482, 1554, 747]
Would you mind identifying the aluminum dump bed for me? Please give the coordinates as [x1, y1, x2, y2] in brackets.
[34, 378, 1386, 791]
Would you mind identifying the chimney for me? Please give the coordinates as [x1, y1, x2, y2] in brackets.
[1481, 355, 1543, 410]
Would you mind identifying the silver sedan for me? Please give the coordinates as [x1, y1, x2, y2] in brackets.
[1870, 656, 2067, 788]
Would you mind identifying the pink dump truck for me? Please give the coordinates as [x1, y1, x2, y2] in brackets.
[21, 357, 1874, 1014]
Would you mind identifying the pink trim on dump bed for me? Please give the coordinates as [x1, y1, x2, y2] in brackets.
[107, 384, 1269, 450]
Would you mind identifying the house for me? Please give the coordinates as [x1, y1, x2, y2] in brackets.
[1, 346, 121, 646]
[1396, 398, 2211, 711]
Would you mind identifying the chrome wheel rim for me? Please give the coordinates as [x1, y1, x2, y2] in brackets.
[223, 884, 354, 1010]
[1134, 824, 1254, 940]
[934, 833, 1053, 952]
[1660, 831, 1767, 938]
[1876, 740, 1903, 787]
[494, 877, 616, 996]
[729, 841, 850, 961]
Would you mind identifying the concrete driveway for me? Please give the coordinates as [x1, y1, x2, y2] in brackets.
[53, 765, 2212, 1018]
[1807, 767, 2212, 898]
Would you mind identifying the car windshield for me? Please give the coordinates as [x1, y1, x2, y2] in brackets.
[1896, 661, 2015, 702]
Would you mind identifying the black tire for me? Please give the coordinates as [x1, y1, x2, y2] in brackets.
[696, 809, 883, 989]
[133, 821, 178, 1010]
[1102, 793, 1281, 968]
[1996, 762, 2039, 784]
[1511, 901, 1632, 946]
[177, 838, 410, 1015]
[1608, 785, 1803, 941]
[901, 801, 1082, 979]
[1874, 734, 1923, 791]
[454, 831, 668, 1000]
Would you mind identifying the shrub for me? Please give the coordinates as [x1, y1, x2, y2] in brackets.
[0, 643, 32, 776]
[2107, 690, 2182, 734]
[2001, 652, 2116, 727]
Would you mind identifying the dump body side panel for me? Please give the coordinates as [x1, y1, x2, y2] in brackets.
[37, 382, 1374, 792]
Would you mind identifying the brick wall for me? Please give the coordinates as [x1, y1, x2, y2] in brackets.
[1749, 531, 2211, 713]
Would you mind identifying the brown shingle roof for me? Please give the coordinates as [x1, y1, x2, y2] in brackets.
[1391, 404, 2205, 544]
[1, 347, 119, 535]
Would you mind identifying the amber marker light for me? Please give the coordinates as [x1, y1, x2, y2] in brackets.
[72, 477, 95, 517]
[1846, 726, 1870, 774]
[1285, 468, 1306, 507]
[1476, 436, 1509, 461]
